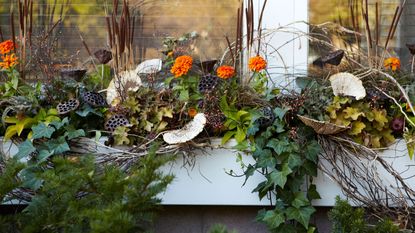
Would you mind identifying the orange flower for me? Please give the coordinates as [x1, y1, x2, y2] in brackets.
[170, 55, 193, 77]
[0, 54, 18, 69]
[248, 56, 267, 72]
[0, 40, 16, 54]
[384, 57, 400, 71]
[188, 108, 197, 117]
[216, 65, 235, 79]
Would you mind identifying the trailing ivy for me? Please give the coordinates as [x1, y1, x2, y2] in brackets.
[245, 107, 321, 233]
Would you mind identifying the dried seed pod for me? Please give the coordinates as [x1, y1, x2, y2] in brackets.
[198, 74, 219, 93]
[94, 49, 112, 64]
[256, 107, 275, 128]
[56, 99, 80, 115]
[105, 114, 130, 132]
[82, 91, 107, 107]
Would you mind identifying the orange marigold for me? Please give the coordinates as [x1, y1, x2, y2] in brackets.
[0, 40, 16, 54]
[0, 53, 18, 69]
[248, 56, 267, 72]
[170, 55, 193, 77]
[188, 108, 198, 118]
[384, 57, 400, 71]
[216, 65, 235, 79]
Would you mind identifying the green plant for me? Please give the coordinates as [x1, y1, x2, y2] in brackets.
[326, 96, 395, 148]
[208, 224, 238, 233]
[0, 144, 173, 233]
[244, 107, 321, 233]
[4, 108, 61, 140]
[220, 96, 252, 146]
[328, 196, 401, 233]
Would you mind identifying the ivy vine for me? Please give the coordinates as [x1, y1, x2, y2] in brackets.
[244, 107, 321, 233]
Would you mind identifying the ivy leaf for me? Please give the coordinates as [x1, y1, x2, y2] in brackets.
[15, 140, 36, 159]
[266, 138, 290, 155]
[305, 141, 320, 163]
[50, 117, 68, 130]
[46, 137, 70, 154]
[256, 149, 277, 167]
[307, 184, 321, 200]
[76, 104, 103, 117]
[349, 121, 366, 135]
[288, 153, 302, 169]
[273, 107, 288, 120]
[261, 210, 285, 229]
[270, 163, 292, 188]
[286, 206, 315, 228]
[292, 192, 310, 208]
[64, 128, 86, 140]
[31, 123, 56, 139]
[343, 107, 364, 120]
[37, 149, 54, 163]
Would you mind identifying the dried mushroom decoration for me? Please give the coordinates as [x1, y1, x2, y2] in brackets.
[82, 91, 107, 107]
[163, 113, 206, 144]
[104, 114, 130, 132]
[56, 99, 80, 115]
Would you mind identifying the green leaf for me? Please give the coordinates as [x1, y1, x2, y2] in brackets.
[222, 131, 236, 144]
[235, 127, 246, 143]
[261, 210, 285, 229]
[349, 121, 366, 136]
[286, 206, 315, 228]
[307, 184, 321, 200]
[64, 128, 86, 140]
[292, 192, 310, 208]
[305, 141, 320, 163]
[273, 107, 288, 120]
[179, 89, 189, 101]
[4, 125, 18, 140]
[266, 139, 290, 154]
[404, 131, 415, 160]
[288, 153, 303, 169]
[37, 150, 54, 163]
[50, 117, 68, 130]
[16, 118, 37, 136]
[15, 140, 36, 159]
[270, 164, 292, 188]
[343, 107, 364, 120]
[31, 123, 56, 139]
[46, 137, 70, 154]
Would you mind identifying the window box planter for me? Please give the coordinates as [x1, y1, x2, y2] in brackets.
[1, 137, 412, 206]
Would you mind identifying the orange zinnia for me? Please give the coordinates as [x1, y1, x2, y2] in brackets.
[248, 56, 267, 72]
[170, 55, 193, 78]
[216, 65, 235, 79]
[188, 108, 198, 117]
[0, 54, 18, 69]
[384, 57, 400, 71]
[0, 40, 16, 54]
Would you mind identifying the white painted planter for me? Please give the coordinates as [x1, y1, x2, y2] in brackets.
[2, 137, 413, 206]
